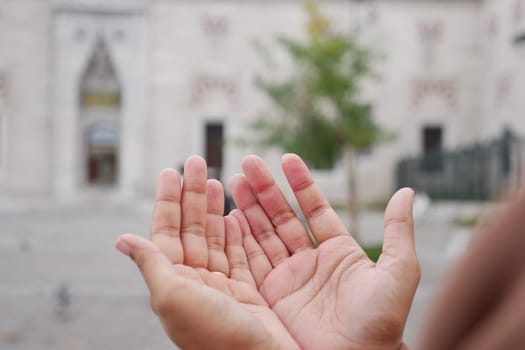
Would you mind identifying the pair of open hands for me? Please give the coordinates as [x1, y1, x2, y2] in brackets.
[115, 154, 420, 350]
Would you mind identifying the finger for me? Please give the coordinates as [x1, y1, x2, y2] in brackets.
[181, 155, 208, 268]
[241, 155, 314, 253]
[377, 188, 420, 281]
[229, 174, 289, 266]
[231, 209, 272, 288]
[281, 153, 350, 244]
[150, 168, 183, 263]
[116, 234, 274, 350]
[225, 215, 256, 286]
[116, 233, 178, 296]
[206, 179, 229, 275]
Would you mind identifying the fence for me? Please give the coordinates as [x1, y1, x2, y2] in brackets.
[396, 130, 525, 200]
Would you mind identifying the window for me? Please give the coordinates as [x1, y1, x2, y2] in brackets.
[85, 125, 119, 185]
[80, 39, 121, 108]
[205, 122, 224, 180]
[422, 126, 443, 172]
[0, 107, 4, 169]
[0, 72, 7, 169]
[0, 110, 2, 167]
[79, 38, 121, 187]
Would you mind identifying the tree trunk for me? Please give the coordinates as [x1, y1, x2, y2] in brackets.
[345, 147, 360, 243]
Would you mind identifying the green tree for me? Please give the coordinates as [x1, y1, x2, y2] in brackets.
[250, 2, 390, 241]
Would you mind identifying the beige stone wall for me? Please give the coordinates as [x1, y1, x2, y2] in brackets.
[145, 0, 354, 200]
[0, 0, 52, 196]
[479, 0, 525, 139]
[146, 0, 484, 202]
[357, 0, 483, 201]
[3, 0, 523, 204]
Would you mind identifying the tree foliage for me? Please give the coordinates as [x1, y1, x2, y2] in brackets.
[251, 2, 389, 169]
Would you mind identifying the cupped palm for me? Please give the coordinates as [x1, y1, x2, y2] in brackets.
[229, 154, 420, 350]
[117, 156, 299, 350]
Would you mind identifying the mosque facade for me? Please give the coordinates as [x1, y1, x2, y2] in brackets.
[0, 0, 522, 203]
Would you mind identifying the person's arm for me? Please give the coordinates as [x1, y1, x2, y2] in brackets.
[417, 192, 525, 350]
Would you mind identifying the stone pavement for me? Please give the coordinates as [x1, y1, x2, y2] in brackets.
[0, 198, 487, 349]
[0, 201, 174, 350]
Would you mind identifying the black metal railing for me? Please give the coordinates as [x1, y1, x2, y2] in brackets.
[396, 130, 525, 200]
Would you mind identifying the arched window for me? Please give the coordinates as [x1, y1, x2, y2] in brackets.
[79, 38, 121, 186]
[80, 39, 121, 108]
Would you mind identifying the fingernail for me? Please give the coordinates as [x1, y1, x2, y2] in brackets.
[115, 239, 131, 256]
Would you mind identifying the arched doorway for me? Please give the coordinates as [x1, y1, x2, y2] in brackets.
[79, 38, 121, 187]
[85, 125, 119, 185]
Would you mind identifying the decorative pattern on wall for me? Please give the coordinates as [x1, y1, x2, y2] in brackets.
[0, 71, 7, 101]
[487, 16, 499, 36]
[494, 72, 513, 107]
[201, 14, 230, 37]
[417, 21, 443, 68]
[190, 73, 237, 106]
[417, 22, 443, 43]
[412, 78, 458, 110]
[514, 0, 524, 24]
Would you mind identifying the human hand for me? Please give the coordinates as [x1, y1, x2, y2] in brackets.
[115, 156, 298, 350]
[229, 154, 420, 350]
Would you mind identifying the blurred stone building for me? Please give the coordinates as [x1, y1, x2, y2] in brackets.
[0, 0, 522, 203]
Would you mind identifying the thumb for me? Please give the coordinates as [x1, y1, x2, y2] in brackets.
[115, 233, 174, 295]
[377, 188, 419, 280]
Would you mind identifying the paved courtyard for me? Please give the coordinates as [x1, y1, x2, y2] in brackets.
[0, 197, 487, 349]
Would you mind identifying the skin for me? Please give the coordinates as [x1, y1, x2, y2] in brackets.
[116, 156, 298, 350]
[116, 154, 420, 349]
[417, 192, 525, 350]
[229, 154, 420, 350]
